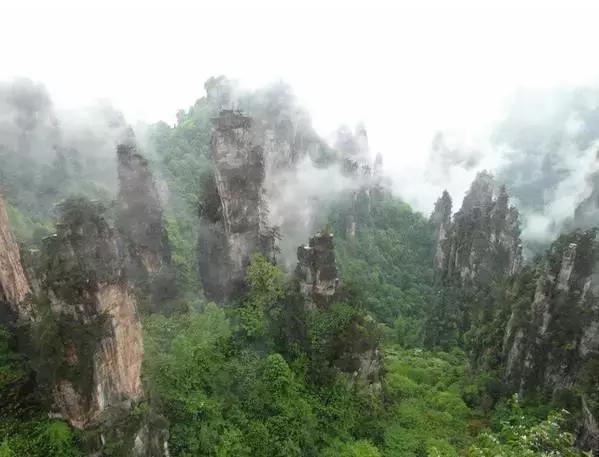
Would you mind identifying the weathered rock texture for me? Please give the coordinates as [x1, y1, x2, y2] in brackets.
[427, 173, 523, 354]
[502, 230, 599, 451]
[0, 195, 30, 320]
[38, 197, 166, 455]
[433, 171, 522, 286]
[199, 111, 273, 302]
[296, 233, 339, 308]
[117, 136, 174, 308]
[430, 190, 452, 270]
[40, 198, 143, 428]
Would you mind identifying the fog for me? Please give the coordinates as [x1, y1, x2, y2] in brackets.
[3, 2, 599, 249]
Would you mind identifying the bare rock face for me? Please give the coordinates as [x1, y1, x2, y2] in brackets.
[503, 230, 599, 452]
[429, 173, 523, 356]
[40, 198, 143, 427]
[296, 233, 339, 308]
[0, 195, 30, 321]
[37, 197, 166, 455]
[199, 111, 273, 302]
[117, 135, 174, 308]
[430, 190, 452, 270]
[435, 172, 522, 286]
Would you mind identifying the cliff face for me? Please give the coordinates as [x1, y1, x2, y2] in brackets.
[40, 198, 143, 428]
[503, 230, 599, 450]
[117, 137, 174, 308]
[427, 173, 523, 353]
[430, 191, 452, 270]
[296, 233, 339, 308]
[37, 197, 166, 455]
[199, 111, 273, 302]
[433, 172, 522, 287]
[0, 195, 30, 321]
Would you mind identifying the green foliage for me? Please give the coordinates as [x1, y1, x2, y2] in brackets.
[143, 303, 322, 457]
[44, 421, 78, 457]
[145, 94, 215, 300]
[321, 439, 382, 457]
[5, 203, 52, 243]
[0, 141, 114, 245]
[0, 440, 11, 457]
[465, 396, 590, 457]
[0, 326, 81, 456]
[380, 347, 477, 456]
[305, 301, 381, 387]
[0, 326, 26, 409]
[1, 77, 591, 457]
[333, 192, 436, 325]
[164, 216, 204, 301]
[239, 254, 285, 339]
[0, 417, 80, 457]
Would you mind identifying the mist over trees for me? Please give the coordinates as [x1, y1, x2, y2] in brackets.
[0, 75, 597, 456]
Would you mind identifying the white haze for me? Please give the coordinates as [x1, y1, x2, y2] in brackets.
[4, 1, 599, 246]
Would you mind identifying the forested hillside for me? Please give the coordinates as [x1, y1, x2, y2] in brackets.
[0, 76, 596, 457]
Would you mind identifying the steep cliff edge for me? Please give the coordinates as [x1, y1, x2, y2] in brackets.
[117, 134, 175, 309]
[37, 197, 166, 455]
[40, 198, 142, 424]
[435, 171, 522, 286]
[429, 173, 599, 452]
[0, 195, 30, 321]
[199, 110, 273, 302]
[503, 230, 599, 451]
[427, 172, 522, 346]
[430, 190, 452, 270]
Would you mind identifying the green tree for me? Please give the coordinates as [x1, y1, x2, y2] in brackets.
[239, 254, 284, 339]
[322, 439, 382, 457]
[0, 440, 12, 457]
[463, 396, 589, 457]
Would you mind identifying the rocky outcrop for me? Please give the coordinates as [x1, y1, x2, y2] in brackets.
[428, 173, 522, 353]
[503, 230, 599, 452]
[295, 232, 379, 388]
[117, 134, 174, 308]
[40, 198, 143, 426]
[38, 197, 166, 455]
[430, 191, 452, 270]
[0, 195, 30, 321]
[199, 111, 273, 302]
[434, 172, 522, 287]
[296, 233, 339, 309]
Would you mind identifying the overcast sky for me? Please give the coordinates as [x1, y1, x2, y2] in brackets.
[3, 0, 599, 213]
